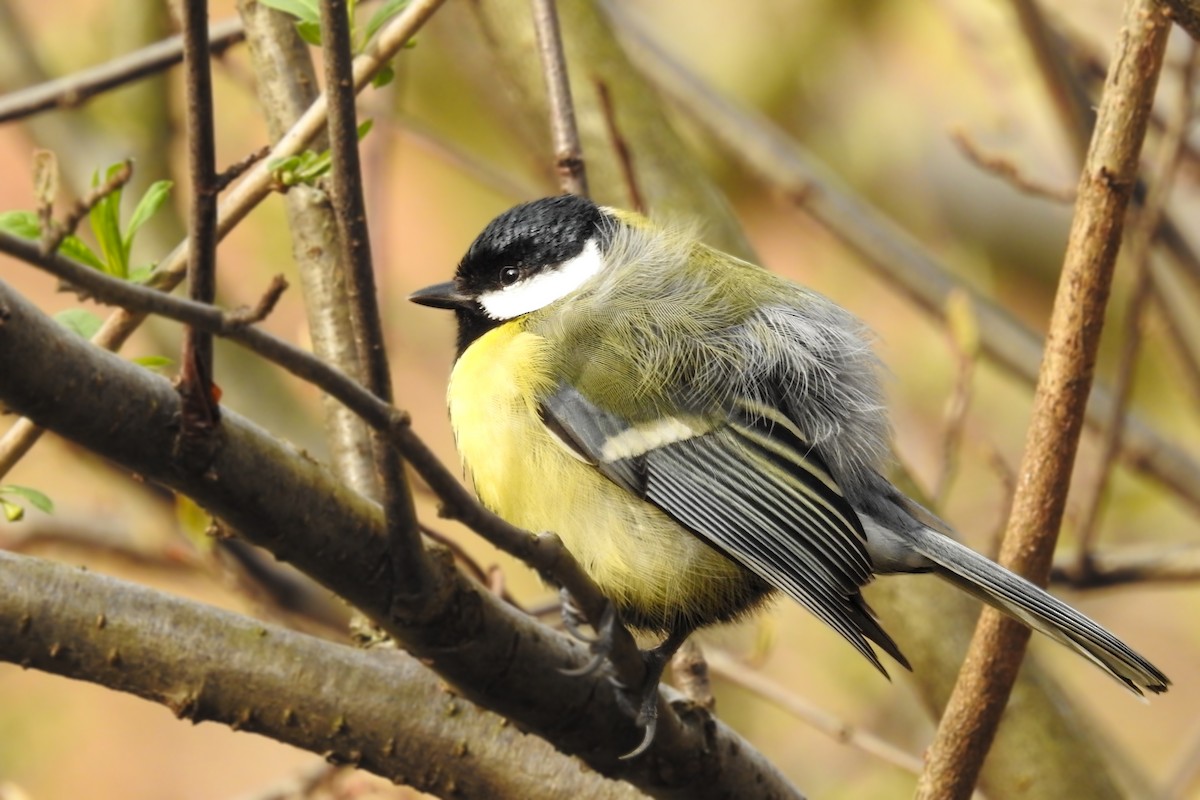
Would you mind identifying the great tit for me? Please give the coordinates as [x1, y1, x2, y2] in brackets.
[411, 194, 1168, 752]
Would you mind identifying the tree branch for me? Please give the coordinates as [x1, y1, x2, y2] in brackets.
[0, 17, 245, 123]
[0, 550, 644, 800]
[915, 4, 1172, 797]
[530, 0, 589, 196]
[179, 0, 222, 434]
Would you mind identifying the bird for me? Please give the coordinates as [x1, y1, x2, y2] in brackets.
[409, 194, 1169, 756]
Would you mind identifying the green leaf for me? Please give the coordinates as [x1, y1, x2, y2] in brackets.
[127, 264, 156, 284]
[296, 20, 322, 46]
[2, 499, 23, 522]
[54, 308, 103, 339]
[132, 355, 173, 370]
[356, 118, 374, 141]
[59, 235, 107, 272]
[124, 180, 173, 249]
[259, 0, 320, 23]
[0, 210, 41, 239]
[89, 165, 128, 278]
[1, 485, 54, 515]
[364, 0, 409, 43]
[371, 64, 395, 88]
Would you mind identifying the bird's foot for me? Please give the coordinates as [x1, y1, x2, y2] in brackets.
[558, 588, 618, 677]
[612, 645, 674, 759]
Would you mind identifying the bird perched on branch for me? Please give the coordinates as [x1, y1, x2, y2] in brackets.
[411, 194, 1169, 757]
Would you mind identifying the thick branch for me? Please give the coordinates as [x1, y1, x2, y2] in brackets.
[0, 550, 643, 800]
[915, 4, 1172, 798]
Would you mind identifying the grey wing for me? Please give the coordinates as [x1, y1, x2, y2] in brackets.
[539, 383, 909, 674]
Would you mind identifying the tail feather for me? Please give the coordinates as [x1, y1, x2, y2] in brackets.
[908, 526, 1169, 696]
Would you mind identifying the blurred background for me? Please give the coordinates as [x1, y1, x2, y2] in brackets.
[0, 0, 1198, 797]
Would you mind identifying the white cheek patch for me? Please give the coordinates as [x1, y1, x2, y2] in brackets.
[478, 238, 604, 320]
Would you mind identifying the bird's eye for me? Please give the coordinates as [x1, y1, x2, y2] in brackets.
[499, 266, 521, 286]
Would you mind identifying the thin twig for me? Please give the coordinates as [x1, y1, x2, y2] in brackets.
[214, 145, 270, 192]
[377, 113, 538, 200]
[530, 0, 588, 196]
[0, 0, 448, 484]
[39, 159, 134, 256]
[935, 288, 980, 506]
[1074, 42, 1198, 576]
[1051, 543, 1200, 588]
[179, 0, 221, 435]
[950, 128, 1075, 202]
[704, 649, 927, 778]
[0, 17, 245, 124]
[914, 5, 1172, 798]
[226, 274, 289, 325]
[1147, 267, 1200, 414]
[1007, 0, 1095, 161]
[318, 0, 428, 592]
[595, 78, 644, 212]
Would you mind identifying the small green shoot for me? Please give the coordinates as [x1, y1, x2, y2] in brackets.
[269, 120, 374, 188]
[0, 485, 54, 522]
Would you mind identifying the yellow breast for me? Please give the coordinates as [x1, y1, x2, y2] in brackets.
[447, 322, 765, 632]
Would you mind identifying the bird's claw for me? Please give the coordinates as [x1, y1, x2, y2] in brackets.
[558, 590, 618, 676]
[614, 646, 673, 760]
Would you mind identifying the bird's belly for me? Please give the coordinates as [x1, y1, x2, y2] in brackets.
[448, 326, 769, 632]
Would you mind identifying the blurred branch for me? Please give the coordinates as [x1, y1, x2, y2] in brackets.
[0, 17, 244, 123]
[0, 550, 643, 800]
[916, 5, 1172, 798]
[934, 290, 980, 506]
[610, 1, 1200, 519]
[1051, 543, 1200, 588]
[949, 127, 1075, 202]
[1007, 0, 1095, 161]
[0, 279, 802, 799]
[1074, 41, 1198, 574]
[595, 78, 645, 213]
[530, 0, 588, 196]
[705, 649, 927, 779]
[318, 0, 427, 591]
[1166, 723, 1200, 800]
[1039, 6, 1200, 370]
[0, 0, 447, 483]
[1164, 0, 1200, 40]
